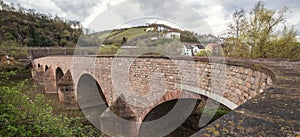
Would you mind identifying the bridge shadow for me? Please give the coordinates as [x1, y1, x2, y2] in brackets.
[139, 98, 230, 137]
[77, 74, 108, 129]
[138, 98, 201, 137]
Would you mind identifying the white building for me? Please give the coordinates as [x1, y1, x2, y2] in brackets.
[183, 45, 193, 56]
[145, 27, 155, 32]
[182, 44, 205, 56]
[193, 45, 205, 54]
[163, 31, 181, 39]
[158, 26, 169, 32]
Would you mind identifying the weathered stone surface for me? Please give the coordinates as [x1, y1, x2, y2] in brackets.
[57, 70, 77, 109]
[192, 58, 300, 137]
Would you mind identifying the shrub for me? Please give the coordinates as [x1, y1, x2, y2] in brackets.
[195, 50, 210, 57]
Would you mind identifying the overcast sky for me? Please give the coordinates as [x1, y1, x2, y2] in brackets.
[3, 0, 300, 35]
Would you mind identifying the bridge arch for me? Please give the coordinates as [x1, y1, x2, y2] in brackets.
[176, 84, 238, 110]
[37, 64, 44, 73]
[45, 65, 49, 72]
[77, 74, 109, 128]
[55, 67, 64, 84]
[139, 98, 202, 137]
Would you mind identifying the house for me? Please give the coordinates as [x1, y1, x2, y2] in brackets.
[158, 25, 169, 32]
[182, 44, 205, 56]
[145, 27, 155, 32]
[163, 31, 181, 39]
[193, 45, 205, 54]
[144, 23, 170, 32]
[183, 45, 193, 56]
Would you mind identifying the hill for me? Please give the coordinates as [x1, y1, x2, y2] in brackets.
[78, 24, 199, 48]
[0, 1, 83, 58]
[0, 1, 82, 48]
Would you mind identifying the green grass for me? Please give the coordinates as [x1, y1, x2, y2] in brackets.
[100, 28, 148, 43]
[112, 28, 148, 40]
[97, 32, 112, 41]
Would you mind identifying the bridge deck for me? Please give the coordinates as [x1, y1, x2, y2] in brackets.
[193, 59, 300, 136]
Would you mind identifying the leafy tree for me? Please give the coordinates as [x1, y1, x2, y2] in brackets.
[23, 38, 34, 46]
[9, 2, 15, 11]
[224, 9, 250, 57]
[227, 9, 248, 39]
[61, 29, 71, 40]
[0, 0, 9, 11]
[4, 32, 16, 41]
[180, 31, 198, 42]
[224, 1, 299, 59]
[60, 38, 67, 47]
[247, 2, 292, 58]
[223, 37, 250, 57]
[290, 42, 300, 59]
[122, 37, 127, 45]
[16, 3, 25, 14]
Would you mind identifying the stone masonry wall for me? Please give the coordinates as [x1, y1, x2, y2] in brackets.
[32, 56, 274, 120]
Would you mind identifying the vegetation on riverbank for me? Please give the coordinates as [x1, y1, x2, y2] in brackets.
[0, 67, 102, 137]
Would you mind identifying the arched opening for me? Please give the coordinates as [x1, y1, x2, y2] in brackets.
[38, 64, 41, 68]
[139, 98, 231, 137]
[139, 98, 201, 137]
[77, 74, 108, 129]
[55, 67, 64, 84]
[45, 65, 49, 72]
[143, 99, 197, 122]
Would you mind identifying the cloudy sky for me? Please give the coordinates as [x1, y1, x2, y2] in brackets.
[3, 0, 300, 35]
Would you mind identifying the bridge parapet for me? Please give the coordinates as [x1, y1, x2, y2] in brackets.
[32, 55, 275, 112]
[192, 58, 300, 136]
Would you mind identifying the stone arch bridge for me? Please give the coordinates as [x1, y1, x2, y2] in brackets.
[31, 55, 299, 136]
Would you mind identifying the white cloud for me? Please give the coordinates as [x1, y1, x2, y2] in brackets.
[4, 0, 66, 17]
[196, 4, 229, 35]
[3, 0, 300, 35]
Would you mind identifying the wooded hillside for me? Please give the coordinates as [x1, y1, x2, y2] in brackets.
[0, 1, 82, 47]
